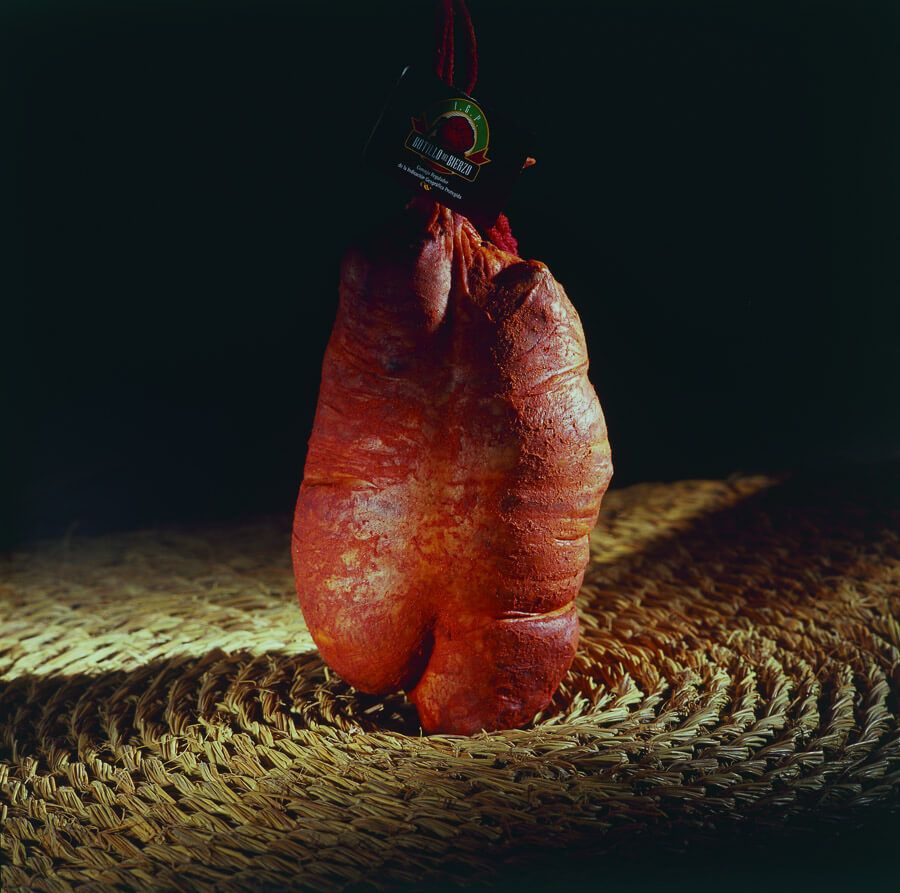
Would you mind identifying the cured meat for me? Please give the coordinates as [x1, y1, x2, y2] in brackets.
[293, 198, 612, 734]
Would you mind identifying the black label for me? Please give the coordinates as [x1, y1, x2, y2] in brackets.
[363, 66, 533, 229]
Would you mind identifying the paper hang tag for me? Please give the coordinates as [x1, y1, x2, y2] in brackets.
[363, 66, 533, 230]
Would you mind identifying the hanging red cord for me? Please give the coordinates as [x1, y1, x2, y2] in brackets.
[434, 0, 478, 96]
[433, 0, 518, 255]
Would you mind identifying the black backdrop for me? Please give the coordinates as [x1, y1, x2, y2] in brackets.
[5, 0, 899, 547]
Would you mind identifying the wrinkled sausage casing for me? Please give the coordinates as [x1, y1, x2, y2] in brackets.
[293, 199, 612, 735]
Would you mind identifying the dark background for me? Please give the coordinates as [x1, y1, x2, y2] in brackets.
[4, 0, 899, 548]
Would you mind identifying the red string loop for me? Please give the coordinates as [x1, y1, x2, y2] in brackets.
[485, 214, 518, 255]
[433, 0, 517, 254]
[434, 0, 477, 96]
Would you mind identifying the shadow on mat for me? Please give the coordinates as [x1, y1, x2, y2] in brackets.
[593, 462, 900, 596]
[0, 645, 424, 766]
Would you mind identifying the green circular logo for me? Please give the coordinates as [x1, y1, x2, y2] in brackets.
[407, 97, 491, 181]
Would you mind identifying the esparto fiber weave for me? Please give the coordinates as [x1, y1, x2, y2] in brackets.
[2, 472, 899, 891]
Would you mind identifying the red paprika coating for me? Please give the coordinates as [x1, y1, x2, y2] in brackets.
[292, 199, 612, 734]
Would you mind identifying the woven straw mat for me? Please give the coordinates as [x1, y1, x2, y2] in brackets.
[2, 473, 899, 892]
